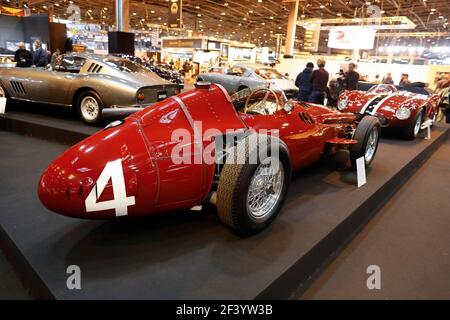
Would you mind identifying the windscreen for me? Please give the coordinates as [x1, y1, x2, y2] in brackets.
[104, 58, 148, 73]
[256, 68, 285, 80]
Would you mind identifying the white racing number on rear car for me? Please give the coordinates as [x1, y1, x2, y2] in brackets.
[85, 159, 135, 216]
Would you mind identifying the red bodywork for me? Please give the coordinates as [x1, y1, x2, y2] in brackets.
[338, 85, 440, 127]
[39, 84, 357, 219]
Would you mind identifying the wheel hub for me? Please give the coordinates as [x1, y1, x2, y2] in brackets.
[364, 128, 378, 163]
[246, 157, 284, 220]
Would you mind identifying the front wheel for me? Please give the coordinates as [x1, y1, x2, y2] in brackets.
[350, 116, 381, 170]
[403, 109, 423, 140]
[216, 135, 290, 236]
[76, 90, 103, 125]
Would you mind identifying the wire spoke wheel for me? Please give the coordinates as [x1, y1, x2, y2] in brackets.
[364, 128, 379, 164]
[246, 157, 285, 220]
[80, 96, 99, 122]
[414, 112, 423, 136]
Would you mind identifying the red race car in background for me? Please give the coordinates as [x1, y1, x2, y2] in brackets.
[38, 84, 381, 236]
[337, 83, 440, 140]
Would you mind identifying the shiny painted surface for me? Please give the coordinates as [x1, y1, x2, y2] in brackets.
[338, 86, 440, 128]
[39, 84, 359, 219]
[0, 53, 181, 110]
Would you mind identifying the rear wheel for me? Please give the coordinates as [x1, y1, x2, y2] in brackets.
[76, 90, 103, 125]
[350, 116, 381, 170]
[216, 135, 290, 236]
[403, 109, 423, 140]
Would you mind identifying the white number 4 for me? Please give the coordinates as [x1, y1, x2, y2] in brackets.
[85, 159, 135, 216]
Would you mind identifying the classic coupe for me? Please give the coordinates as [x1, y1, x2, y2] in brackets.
[39, 83, 380, 236]
[0, 53, 182, 124]
[197, 63, 299, 99]
[337, 83, 440, 140]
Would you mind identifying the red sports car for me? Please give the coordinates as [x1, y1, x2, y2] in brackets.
[38, 84, 380, 235]
[337, 84, 440, 140]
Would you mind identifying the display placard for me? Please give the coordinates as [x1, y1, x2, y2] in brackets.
[356, 157, 367, 188]
[0, 97, 7, 114]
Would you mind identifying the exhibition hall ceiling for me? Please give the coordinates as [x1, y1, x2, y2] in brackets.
[1, 0, 449, 46]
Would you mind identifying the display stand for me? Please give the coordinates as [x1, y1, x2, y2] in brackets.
[0, 113, 448, 299]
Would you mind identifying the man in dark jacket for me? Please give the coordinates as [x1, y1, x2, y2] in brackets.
[33, 40, 48, 67]
[295, 62, 314, 101]
[343, 62, 360, 90]
[309, 58, 329, 105]
[14, 42, 32, 68]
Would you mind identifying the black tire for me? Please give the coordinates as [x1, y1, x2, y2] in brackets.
[349, 116, 381, 170]
[0, 83, 12, 109]
[0, 83, 7, 98]
[76, 90, 103, 125]
[402, 109, 424, 140]
[196, 77, 204, 82]
[216, 134, 291, 236]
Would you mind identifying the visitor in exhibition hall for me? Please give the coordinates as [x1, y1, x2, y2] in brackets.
[32, 40, 48, 67]
[399, 73, 412, 86]
[13, 42, 32, 68]
[382, 72, 394, 84]
[309, 58, 329, 105]
[50, 49, 61, 64]
[343, 62, 360, 90]
[295, 61, 314, 102]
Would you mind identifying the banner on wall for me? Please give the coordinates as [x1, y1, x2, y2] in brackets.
[328, 27, 376, 50]
[168, 0, 182, 29]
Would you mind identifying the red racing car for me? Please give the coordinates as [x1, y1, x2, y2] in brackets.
[39, 84, 381, 235]
[337, 83, 440, 140]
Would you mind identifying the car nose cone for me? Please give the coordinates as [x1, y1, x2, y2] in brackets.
[38, 161, 94, 218]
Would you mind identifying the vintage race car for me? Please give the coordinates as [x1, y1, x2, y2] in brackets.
[197, 63, 299, 99]
[337, 84, 440, 140]
[0, 53, 182, 124]
[38, 83, 380, 236]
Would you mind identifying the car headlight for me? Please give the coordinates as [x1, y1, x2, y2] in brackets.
[337, 99, 348, 111]
[395, 107, 411, 120]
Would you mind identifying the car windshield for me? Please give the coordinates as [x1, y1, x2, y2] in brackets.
[230, 86, 290, 115]
[368, 84, 397, 94]
[52, 55, 86, 73]
[104, 58, 148, 73]
[255, 68, 284, 80]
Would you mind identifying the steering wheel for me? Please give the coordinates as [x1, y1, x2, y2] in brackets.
[243, 87, 281, 114]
